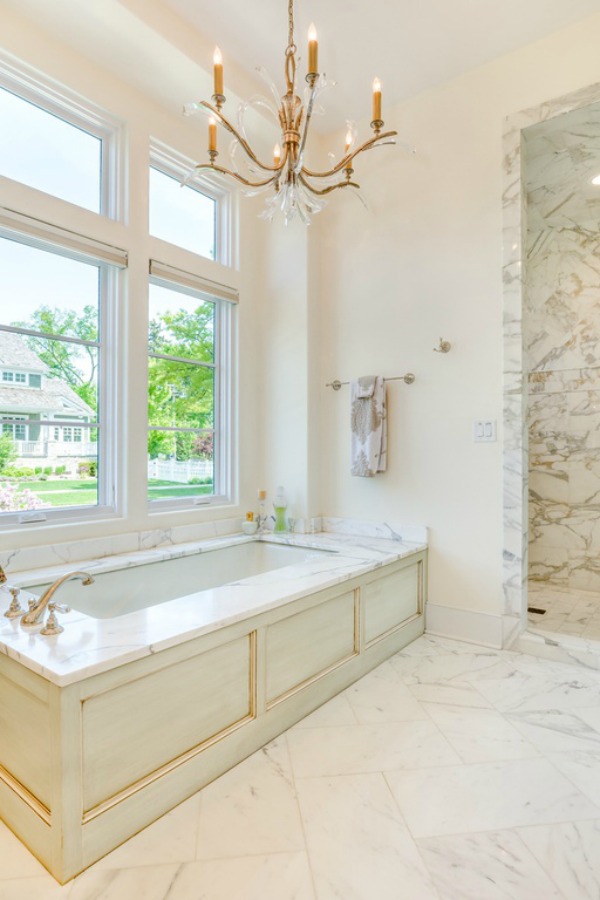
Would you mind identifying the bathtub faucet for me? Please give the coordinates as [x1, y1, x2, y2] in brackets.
[21, 571, 94, 627]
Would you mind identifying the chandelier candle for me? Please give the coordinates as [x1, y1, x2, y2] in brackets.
[307, 23, 318, 77]
[184, 0, 398, 223]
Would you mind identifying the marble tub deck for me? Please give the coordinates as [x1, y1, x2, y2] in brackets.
[1, 634, 600, 899]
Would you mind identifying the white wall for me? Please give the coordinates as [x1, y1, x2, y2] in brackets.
[312, 13, 600, 620]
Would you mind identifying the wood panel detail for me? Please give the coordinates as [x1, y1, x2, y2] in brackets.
[82, 634, 253, 812]
[363, 561, 421, 645]
[265, 590, 357, 705]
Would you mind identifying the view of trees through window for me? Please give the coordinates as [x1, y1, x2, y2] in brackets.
[147, 281, 216, 504]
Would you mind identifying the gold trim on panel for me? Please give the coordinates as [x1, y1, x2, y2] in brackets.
[0, 763, 51, 825]
[82, 711, 254, 824]
[265, 650, 359, 711]
[248, 629, 258, 718]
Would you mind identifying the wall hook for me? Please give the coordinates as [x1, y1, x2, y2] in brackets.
[434, 338, 451, 353]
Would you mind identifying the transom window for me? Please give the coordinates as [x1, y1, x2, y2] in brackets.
[149, 166, 217, 260]
[0, 62, 120, 216]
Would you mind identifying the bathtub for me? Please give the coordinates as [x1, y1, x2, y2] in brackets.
[0, 531, 427, 883]
[26, 541, 335, 619]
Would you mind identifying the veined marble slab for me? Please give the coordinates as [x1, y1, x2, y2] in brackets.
[0, 530, 426, 687]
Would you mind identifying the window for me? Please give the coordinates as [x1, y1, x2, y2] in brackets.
[15, 372, 26, 383]
[0, 230, 122, 521]
[147, 266, 235, 508]
[149, 166, 216, 260]
[0, 61, 121, 216]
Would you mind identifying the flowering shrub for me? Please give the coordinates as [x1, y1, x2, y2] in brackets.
[0, 482, 51, 512]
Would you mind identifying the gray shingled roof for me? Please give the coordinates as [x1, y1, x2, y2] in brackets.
[0, 331, 95, 418]
[0, 330, 47, 372]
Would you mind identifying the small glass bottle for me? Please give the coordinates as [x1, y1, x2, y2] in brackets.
[273, 486, 288, 534]
[257, 489, 267, 532]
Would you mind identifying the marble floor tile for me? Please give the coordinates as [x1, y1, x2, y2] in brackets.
[0, 865, 182, 900]
[422, 704, 539, 763]
[407, 681, 493, 708]
[286, 719, 461, 779]
[508, 708, 600, 753]
[417, 830, 563, 900]
[343, 668, 429, 723]
[164, 854, 316, 900]
[0, 822, 49, 881]
[547, 749, 600, 807]
[296, 773, 438, 900]
[195, 737, 305, 859]
[385, 757, 600, 837]
[518, 819, 600, 900]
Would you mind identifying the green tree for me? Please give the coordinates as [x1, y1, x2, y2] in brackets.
[148, 303, 215, 460]
[0, 433, 17, 473]
[15, 305, 98, 411]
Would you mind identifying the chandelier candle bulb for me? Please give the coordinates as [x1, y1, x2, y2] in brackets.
[274, 143, 281, 166]
[213, 46, 223, 96]
[308, 23, 318, 75]
[208, 117, 217, 152]
[372, 78, 382, 122]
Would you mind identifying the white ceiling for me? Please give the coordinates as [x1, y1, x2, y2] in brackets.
[5, 0, 600, 134]
[162, 0, 600, 129]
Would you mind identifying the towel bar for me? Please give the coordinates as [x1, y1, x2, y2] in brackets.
[326, 374, 415, 391]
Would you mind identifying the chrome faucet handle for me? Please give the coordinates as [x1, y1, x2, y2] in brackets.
[3, 587, 24, 619]
[41, 602, 71, 636]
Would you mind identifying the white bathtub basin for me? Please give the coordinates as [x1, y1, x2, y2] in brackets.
[26, 541, 335, 619]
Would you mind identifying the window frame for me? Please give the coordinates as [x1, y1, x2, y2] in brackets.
[0, 50, 124, 219]
[0, 225, 124, 527]
[147, 267, 236, 513]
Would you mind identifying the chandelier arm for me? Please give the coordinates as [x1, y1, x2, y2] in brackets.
[294, 80, 318, 173]
[302, 130, 398, 179]
[298, 174, 361, 196]
[193, 163, 280, 189]
[199, 101, 286, 174]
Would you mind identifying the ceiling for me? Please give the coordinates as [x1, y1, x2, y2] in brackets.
[162, 0, 600, 129]
[4, 0, 600, 134]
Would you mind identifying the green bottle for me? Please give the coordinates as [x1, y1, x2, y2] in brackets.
[273, 486, 288, 533]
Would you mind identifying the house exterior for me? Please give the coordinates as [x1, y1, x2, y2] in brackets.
[0, 330, 96, 467]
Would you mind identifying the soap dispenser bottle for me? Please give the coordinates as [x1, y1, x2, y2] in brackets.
[273, 486, 288, 534]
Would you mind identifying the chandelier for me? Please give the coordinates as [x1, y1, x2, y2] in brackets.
[183, 0, 397, 224]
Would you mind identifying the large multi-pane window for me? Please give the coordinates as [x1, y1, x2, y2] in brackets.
[0, 60, 235, 528]
[147, 269, 234, 507]
[0, 233, 119, 522]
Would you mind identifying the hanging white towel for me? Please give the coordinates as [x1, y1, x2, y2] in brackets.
[350, 375, 387, 477]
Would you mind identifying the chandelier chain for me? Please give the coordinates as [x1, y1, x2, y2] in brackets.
[287, 0, 296, 54]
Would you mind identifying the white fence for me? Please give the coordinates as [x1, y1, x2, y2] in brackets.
[148, 458, 213, 484]
[15, 440, 97, 459]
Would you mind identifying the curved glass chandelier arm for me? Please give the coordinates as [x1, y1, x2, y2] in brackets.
[302, 130, 397, 179]
[200, 101, 286, 174]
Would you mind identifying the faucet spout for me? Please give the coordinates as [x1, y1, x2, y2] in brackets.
[21, 571, 94, 627]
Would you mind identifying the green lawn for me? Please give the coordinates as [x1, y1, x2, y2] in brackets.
[11, 478, 213, 508]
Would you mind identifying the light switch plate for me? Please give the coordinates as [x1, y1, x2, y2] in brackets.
[473, 419, 497, 442]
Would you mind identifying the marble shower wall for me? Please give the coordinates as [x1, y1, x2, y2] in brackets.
[525, 102, 600, 590]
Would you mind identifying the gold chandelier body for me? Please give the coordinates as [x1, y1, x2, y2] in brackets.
[185, 0, 397, 223]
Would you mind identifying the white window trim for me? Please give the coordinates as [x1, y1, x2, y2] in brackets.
[0, 49, 125, 220]
[148, 267, 236, 513]
[149, 140, 235, 269]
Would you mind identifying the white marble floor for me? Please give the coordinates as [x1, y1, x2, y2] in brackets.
[2, 634, 600, 899]
[528, 582, 600, 641]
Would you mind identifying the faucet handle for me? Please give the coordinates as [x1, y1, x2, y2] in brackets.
[41, 602, 71, 636]
[3, 587, 24, 619]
